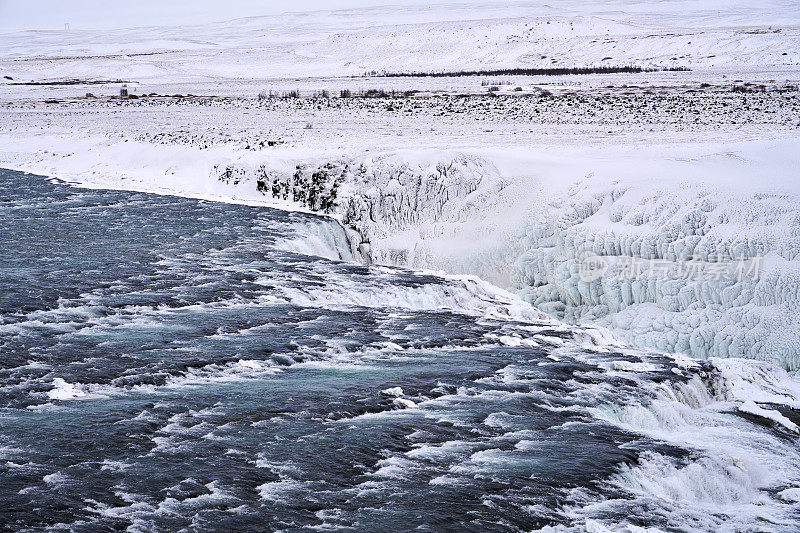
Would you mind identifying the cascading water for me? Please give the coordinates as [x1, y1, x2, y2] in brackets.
[2, 169, 800, 531]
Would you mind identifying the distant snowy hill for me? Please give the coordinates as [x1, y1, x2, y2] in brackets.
[1, 0, 799, 83]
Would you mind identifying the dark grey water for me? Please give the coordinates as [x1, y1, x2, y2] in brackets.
[1, 169, 799, 532]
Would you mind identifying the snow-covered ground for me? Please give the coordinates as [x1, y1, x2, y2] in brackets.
[1, 0, 799, 94]
[1, 1, 799, 370]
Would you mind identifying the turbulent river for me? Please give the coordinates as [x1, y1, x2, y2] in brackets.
[2, 168, 800, 532]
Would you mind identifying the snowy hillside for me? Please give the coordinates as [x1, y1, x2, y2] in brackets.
[1, 0, 799, 89]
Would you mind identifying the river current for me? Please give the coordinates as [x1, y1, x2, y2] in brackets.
[1, 169, 799, 532]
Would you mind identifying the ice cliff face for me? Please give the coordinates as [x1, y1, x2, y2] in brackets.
[216, 148, 800, 370]
[215, 153, 509, 265]
[509, 174, 800, 369]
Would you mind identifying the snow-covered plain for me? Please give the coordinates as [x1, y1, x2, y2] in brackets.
[1, 0, 799, 371]
[1, 0, 799, 93]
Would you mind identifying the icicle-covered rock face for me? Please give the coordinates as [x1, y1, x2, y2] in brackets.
[480, 157, 798, 370]
[503, 172, 800, 369]
[215, 152, 509, 266]
[219, 143, 800, 370]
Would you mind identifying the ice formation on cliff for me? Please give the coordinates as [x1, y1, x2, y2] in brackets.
[214, 145, 800, 369]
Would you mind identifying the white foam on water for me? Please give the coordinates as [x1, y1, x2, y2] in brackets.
[405, 439, 474, 462]
[256, 479, 313, 504]
[393, 397, 418, 409]
[368, 456, 417, 481]
[42, 471, 69, 485]
[84, 497, 157, 524]
[34, 355, 290, 409]
[156, 481, 237, 514]
[47, 378, 88, 400]
[603, 361, 662, 373]
[274, 267, 551, 323]
[99, 459, 132, 472]
[573, 358, 800, 531]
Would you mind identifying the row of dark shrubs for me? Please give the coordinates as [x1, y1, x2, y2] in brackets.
[730, 83, 798, 93]
[12, 78, 128, 86]
[375, 66, 690, 77]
